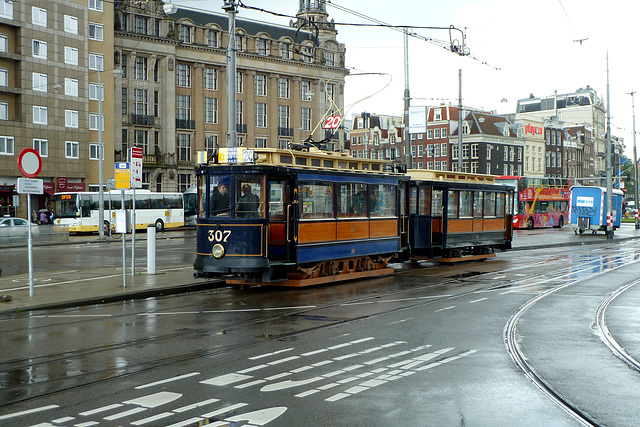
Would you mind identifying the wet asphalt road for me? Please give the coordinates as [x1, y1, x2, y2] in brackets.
[3, 239, 640, 425]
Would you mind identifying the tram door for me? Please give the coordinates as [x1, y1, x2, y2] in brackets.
[399, 181, 409, 249]
[267, 179, 296, 264]
[431, 187, 444, 248]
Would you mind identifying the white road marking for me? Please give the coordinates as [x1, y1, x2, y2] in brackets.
[237, 364, 269, 374]
[435, 306, 456, 312]
[172, 398, 220, 413]
[390, 318, 414, 324]
[0, 405, 59, 421]
[74, 422, 99, 427]
[469, 298, 488, 304]
[31, 314, 112, 318]
[249, 348, 294, 360]
[124, 391, 182, 408]
[135, 372, 200, 389]
[235, 379, 267, 389]
[165, 416, 203, 427]
[260, 377, 324, 392]
[201, 373, 252, 386]
[104, 407, 147, 420]
[52, 416, 75, 423]
[201, 403, 248, 418]
[225, 407, 287, 426]
[79, 404, 123, 416]
[340, 296, 450, 306]
[267, 356, 300, 365]
[131, 412, 175, 426]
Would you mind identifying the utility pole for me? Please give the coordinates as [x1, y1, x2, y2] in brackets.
[458, 69, 463, 172]
[605, 52, 613, 240]
[223, 1, 238, 148]
[403, 29, 412, 169]
[630, 90, 639, 229]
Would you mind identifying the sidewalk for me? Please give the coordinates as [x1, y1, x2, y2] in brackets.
[1, 225, 639, 314]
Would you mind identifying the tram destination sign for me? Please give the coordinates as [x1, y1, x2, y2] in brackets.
[218, 147, 254, 164]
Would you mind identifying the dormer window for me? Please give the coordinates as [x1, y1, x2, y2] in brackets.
[179, 25, 191, 43]
[434, 108, 442, 121]
[517, 126, 524, 138]
[503, 125, 510, 137]
[463, 121, 471, 135]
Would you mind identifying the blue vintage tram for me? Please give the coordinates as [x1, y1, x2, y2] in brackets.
[193, 146, 514, 286]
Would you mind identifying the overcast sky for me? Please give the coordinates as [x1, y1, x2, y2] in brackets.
[177, 0, 640, 157]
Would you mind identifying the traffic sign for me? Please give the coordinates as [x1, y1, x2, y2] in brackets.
[129, 147, 143, 189]
[17, 148, 42, 178]
[17, 178, 44, 194]
[115, 162, 131, 189]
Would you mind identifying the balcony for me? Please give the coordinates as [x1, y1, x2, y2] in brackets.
[176, 119, 196, 129]
[130, 114, 156, 126]
[236, 123, 247, 134]
[278, 127, 294, 137]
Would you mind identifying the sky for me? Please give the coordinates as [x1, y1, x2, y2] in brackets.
[175, 0, 640, 158]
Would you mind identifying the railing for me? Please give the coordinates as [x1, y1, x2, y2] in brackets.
[236, 123, 247, 134]
[130, 114, 156, 126]
[278, 127, 294, 136]
[176, 119, 195, 129]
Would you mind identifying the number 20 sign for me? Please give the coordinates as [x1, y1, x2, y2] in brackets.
[323, 115, 342, 129]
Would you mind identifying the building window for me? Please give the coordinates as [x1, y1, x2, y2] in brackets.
[177, 94, 191, 120]
[65, 78, 78, 97]
[179, 25, 191, 43]
[255, 74, 267, 96]
[0, 0, 13, 19]
[133, 57, 148, 80]
[207, 30, 218, 47]
[301, 81, 313, 101]
[236, 100, 243, 127]
[89, 0, 103, 12]
[64, 47, 78, 65]
[32, 7, 47, 26]
[442, 128, 448, 138]
[471, 144, 478, 159]
[64, 15, 78, 34]
[177, 63, 190, 87]
[134, 89, 148, 115]
[89, 53, 104, 71]
[32, 40, 47, 59]
[434, 108, 442, 120]
[89, 83, 104, 101]
[89, 143, 100, 160]
[33, 106, 47, 124]
[89, 23, 103, 41]
[89, 113, 104, 131]
[121, 54, 127, 78]
[434, 128, 440, 139]
[33, 139, 48, 157]
[278, 105, 290, 129]
[236, 71, 243, 93]
[235, 33, 244, 51]
[300, 45, 313, 62]
[255, 137, 267, 148]
[451, 144, 458, 160]
[255, 103, 267, 128]
[301, 107, 311, 131]
[0, 101, 6, 120]
[471, 162, 478, 174]
[279, 140, 289, 149]
[205, 97, 218, 123]
[441, 143, 447, 157]
[323, 50, 335, 66]
[462, 144, 470, 159]
[177, 133, 191, 161]
[257, 38, 269, 55]
[0, 135, 14, 154]
[65, 141, 79, 159]
[434, 144, 440, 157]
[427, 129, 433, 139]
[0, 34, 6, 52]
[280, 42, 291, 59]
[326, 83, 335, 103]
[65, 110, 79, 128]
[205, 134, 217, 155]
[278, 78, 290, 99]
[204, 67, 217, 90]
[135, 129, 149, 153]
[178, 174, 191, 193]
[134, 15, 146, 35]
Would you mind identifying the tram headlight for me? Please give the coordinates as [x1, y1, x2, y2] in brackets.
[212, 243, 225, 259]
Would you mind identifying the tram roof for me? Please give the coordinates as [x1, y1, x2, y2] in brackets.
[407, 169, 496, 184]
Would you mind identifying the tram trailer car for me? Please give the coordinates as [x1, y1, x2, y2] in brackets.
[404, 170, 513, 261]
[570, 186, 623, 235]
[194, 147, 403, 285]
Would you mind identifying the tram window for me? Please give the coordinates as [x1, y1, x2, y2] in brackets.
[338, 161, 347, 169]
[369, 184, 396, 217]
[447, 191, 458, 218]
[473, 192, 483, 218]
[410, 187, 417, 214]
[484, 192, 496, 217]
[234, 174, 264, 218]
[337, 183, 366, 217]
[419, 187, 430, 215]
[295, 157, 307, 166]
[349, 162, 358, 170]
[209, 175, 232, 217]
[280, 155, 292, 164]
[300, 182, 334, 219]
[372, 164, 380, 171]
[324, 160, 334, 168]
[459, 190, 472, 217]
[268, 181, 284, 219]
[432, 189, 443, 215]
[496, 193, 506, 218]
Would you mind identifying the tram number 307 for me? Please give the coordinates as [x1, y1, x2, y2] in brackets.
[208, 229, 231, 243]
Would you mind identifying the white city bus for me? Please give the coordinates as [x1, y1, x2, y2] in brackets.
[53, 190, 184, 234]
[183, 186, 197, 227]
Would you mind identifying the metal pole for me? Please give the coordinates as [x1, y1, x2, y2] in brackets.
[131, 188, 136, 276]
[225, 1, 238, 148]
[403, 28, 412, 168]
[121, 190, 127, 287]
[147, 224, 156, 275]
[458, 69, 463, 172]
[98, 67, 104, 239]
[605, 52, 613, 240]
[631, 90, 639, 229]
[27, 196, 34, 297]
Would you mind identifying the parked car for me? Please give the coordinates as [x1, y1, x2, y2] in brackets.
[0, 217, 37, 238]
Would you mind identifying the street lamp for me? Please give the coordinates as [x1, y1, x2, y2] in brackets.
[630, 90, 639, 229]
[98, 63, 104, 239]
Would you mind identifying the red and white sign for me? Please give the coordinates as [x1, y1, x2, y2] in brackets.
[17, 148, 42, 178]
[129, 147, 143, 189]
[323, 115, 342, 130]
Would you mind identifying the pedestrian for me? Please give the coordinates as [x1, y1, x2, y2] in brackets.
[31, 210, 37, 224]
[236, 184, 259, 217]
[210, 179, 230, 216]
[39, 211, 47, 224]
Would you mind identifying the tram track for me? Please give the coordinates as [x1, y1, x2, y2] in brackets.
[2, 246, 639, 409]
[504, 248, 640, 426]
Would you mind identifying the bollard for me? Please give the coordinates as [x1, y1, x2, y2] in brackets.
[147, 224, 156, 275]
